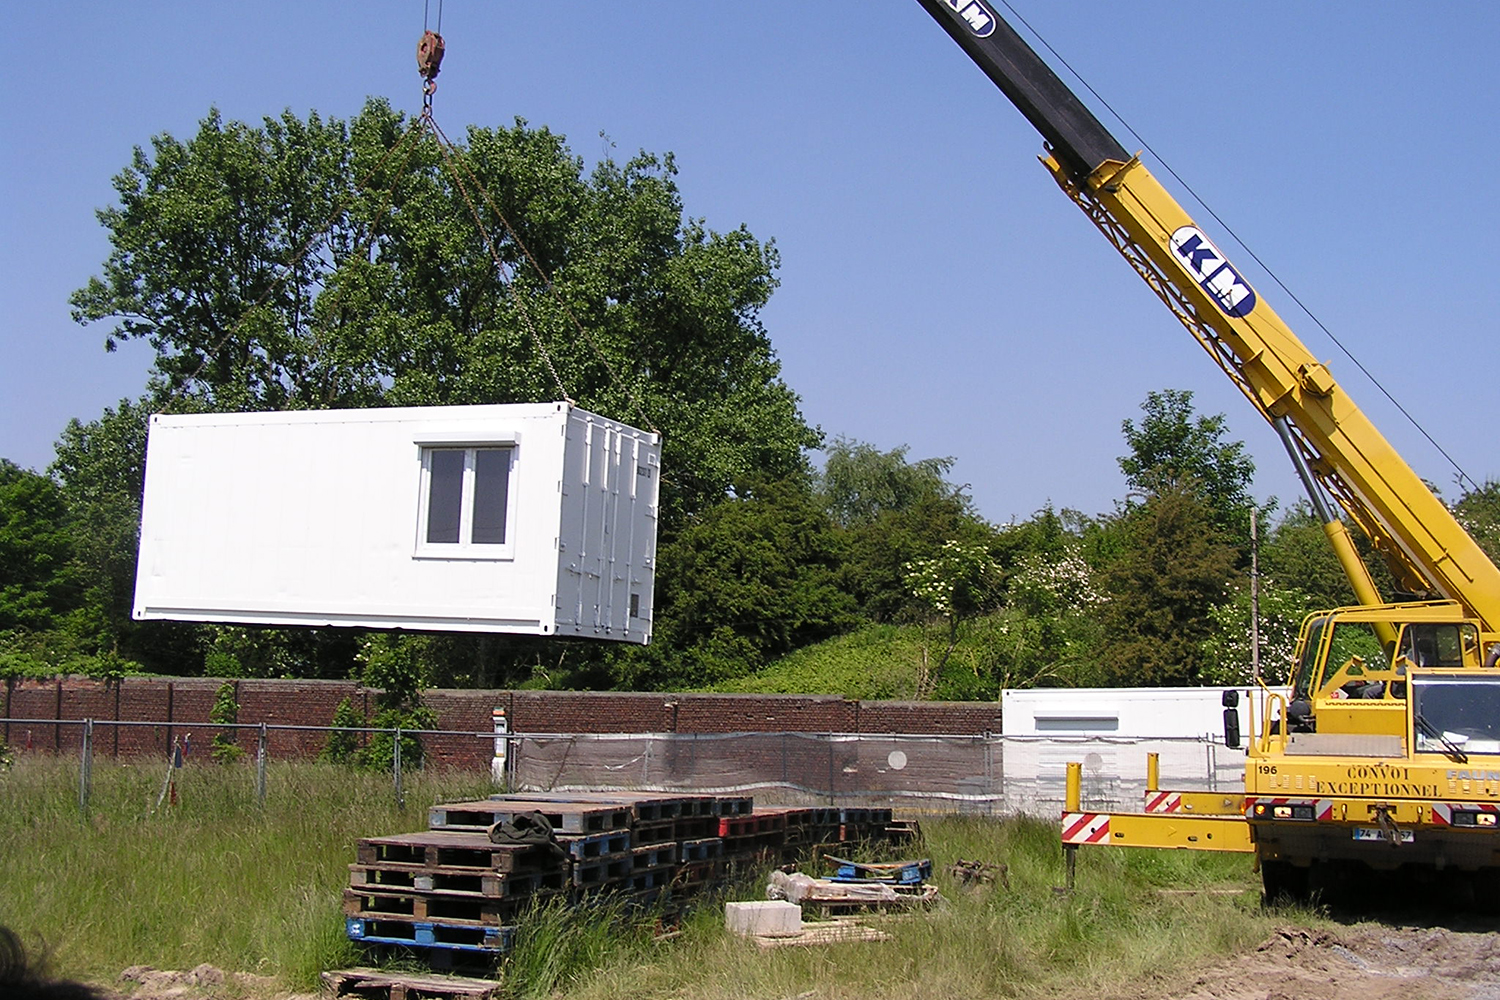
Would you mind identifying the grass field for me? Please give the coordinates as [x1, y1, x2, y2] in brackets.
[1, 755, 1301, 999]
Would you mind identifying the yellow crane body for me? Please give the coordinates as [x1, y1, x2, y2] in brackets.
[915, 0, 1500, 898]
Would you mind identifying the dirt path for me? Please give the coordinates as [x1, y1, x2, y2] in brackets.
[107, 919, 1500, 1000]
[1132, 923, 1500, 1000]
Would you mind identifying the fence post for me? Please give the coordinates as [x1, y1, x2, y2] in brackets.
[393, 726, 404, 810]
[826, 735, 836, 808]
[78, 718, 94, 820]
[255, 723, 268, 807]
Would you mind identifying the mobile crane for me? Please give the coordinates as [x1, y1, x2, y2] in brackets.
[916, 0, 1500, 899]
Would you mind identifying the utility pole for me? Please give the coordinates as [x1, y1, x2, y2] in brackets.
[1250, 505, 1261, 685]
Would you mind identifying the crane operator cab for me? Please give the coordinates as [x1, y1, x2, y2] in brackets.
[1276, 602, 1491, 744]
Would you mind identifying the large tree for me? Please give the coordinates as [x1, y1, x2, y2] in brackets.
[0, 461, 77, 634]
[624, 475, 859, 689]
[1119, 389, 1256, 544]
[71, 101, 819, 530]
[1096, 485, 1240, 686]
[64, 101, 824, 681]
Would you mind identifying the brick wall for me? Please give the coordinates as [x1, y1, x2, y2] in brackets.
[2, 676, 1000, 762]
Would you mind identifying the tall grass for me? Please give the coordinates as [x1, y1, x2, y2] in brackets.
[1, 755, 492, 987]
[568, 817, 1299, 1000]
[2, 758, 1305, 999]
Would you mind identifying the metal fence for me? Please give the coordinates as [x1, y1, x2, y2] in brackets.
[2, 717, 1241, 820]
[507, 731, 1242, 815]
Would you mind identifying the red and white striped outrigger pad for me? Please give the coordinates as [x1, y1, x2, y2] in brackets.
[1061, 811, 1110, 845]
[1144, 790, 1181, 813]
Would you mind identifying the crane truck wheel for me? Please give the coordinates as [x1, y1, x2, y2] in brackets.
[1259, 858, 1310, 906]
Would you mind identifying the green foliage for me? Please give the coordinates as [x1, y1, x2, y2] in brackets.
[0, 460, 79, 632]
[358, 706, 437, 773]
[503, 896, 649, 1000]
[353, 635, 436, 770]
[208, 681, 244, 763]
[819, 440, 993, 624]
[71, 101, 818, 532]
[905, 539, 1002, 620]
[1119, 389, 1257, 544]
[0, 757, 495, 987]
[1096, 487, 1241, 685]
[1453, 480, 1500, 566]
[904, 539, 1002, 698]
[320, 696, 364, 765]
[1201, 579, 1319, 685]
[713, 624, 924, 699]
[356, 633, 432, 709]
[991, 536, 1107, 689]
[625, 476, 859, 689]
[817, 437, 963, 528]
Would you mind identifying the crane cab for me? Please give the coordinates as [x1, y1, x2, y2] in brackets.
[1279, 602, 1487, 741]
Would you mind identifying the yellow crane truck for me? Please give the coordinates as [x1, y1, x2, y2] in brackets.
[917, 0, 1500, 900]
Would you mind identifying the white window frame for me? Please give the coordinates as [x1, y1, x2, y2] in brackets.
[413, 437, 519, 561]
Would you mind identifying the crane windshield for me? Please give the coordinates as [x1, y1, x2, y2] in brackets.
[1412, 675, 1500, 755]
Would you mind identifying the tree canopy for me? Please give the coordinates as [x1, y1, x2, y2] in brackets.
[12, 99, 1415, 697]
[1119, 389, 1256, 542]
[70, 101, 819, 529]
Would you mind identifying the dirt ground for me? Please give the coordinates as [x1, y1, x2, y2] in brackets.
[104, 920, 1500, 1000]
[1124, 921, 1500, 1000]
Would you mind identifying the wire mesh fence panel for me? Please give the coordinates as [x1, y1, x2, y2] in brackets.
[508, 731, 1242, 815]
[5, 718, 1243, 818]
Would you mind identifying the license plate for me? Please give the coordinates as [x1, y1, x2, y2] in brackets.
[1353, 827, 1414, 843]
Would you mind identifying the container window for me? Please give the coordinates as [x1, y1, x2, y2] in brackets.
[425, 449, 465, 544]
[419, 445, 515, 556]
[471, 448, 511, 545]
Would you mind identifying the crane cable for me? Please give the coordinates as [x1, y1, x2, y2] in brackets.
[996, 0, 1478, 494]
[165, 15, 658, 435]
[415, 36, 660, 434]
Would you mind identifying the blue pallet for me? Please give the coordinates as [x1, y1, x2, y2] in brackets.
[346, 917, 516, 954]
[831, 858, 932, 885]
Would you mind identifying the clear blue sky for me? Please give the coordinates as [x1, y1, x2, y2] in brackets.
[3, 2, 1496, 524]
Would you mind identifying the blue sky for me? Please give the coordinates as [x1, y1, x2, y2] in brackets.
[2, 2, 1496, 525]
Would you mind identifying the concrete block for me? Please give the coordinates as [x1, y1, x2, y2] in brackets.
[725, 900, 801, 936]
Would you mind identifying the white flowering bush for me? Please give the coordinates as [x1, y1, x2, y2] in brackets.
[1007, 546, 1105, 618]
[903, 539, 1002, 620]
[1201, 579, 1315, 685]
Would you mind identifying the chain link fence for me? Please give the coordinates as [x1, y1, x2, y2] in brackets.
[3, 717, 1240, 820]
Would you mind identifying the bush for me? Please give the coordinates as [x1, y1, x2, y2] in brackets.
[208, 681, 244, 763]
[320, 697, 363, 765]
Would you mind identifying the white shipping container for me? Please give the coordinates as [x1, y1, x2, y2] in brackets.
[133, 402, 660, 642]
[1000, 686, 1287, 739]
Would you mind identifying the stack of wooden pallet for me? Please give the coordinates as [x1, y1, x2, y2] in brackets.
[343, 792, 905, 967]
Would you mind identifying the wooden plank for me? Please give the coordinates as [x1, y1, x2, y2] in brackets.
[323, 966, 502, 999]
[355, 831, 564, 873]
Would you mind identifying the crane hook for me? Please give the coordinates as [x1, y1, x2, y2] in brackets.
[417, 30, 445, 103]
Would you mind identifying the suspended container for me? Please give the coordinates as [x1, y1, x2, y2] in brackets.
[133, 402, 660, 643]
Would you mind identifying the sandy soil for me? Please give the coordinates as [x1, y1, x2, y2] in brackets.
[1124, 922, 1500, 1000]
[105, 920, 1500, 1000]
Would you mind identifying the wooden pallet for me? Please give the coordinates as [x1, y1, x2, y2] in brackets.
[323, 967, 502, 1000]
[557, 829, 631, 860]
[344, 886, 556, 924]
[570, 853, 632, 887]
[345, 917, 515, 954]
[356, 831, 563, 873]
[431, 798, 631, 834]
[350, 865, 533, 898]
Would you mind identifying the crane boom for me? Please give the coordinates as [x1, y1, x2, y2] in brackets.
[917, 0, 1500, 633]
